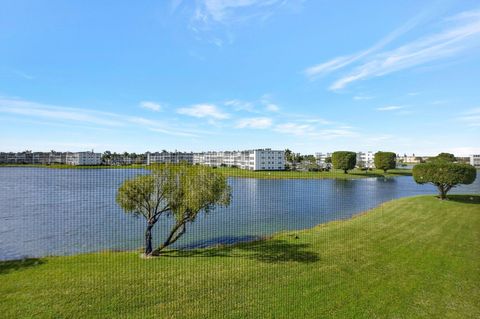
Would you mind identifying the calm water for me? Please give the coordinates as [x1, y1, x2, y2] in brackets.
[0, 167, 479, 260]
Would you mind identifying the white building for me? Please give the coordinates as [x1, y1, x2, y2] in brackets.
[194, 149, 285, 171]
[470, 154, 480, 168]
[66, 151, 102, 165]
[315, 152, 332, 168]
[146, 151, 194, 165]
[357, 151, 375, 168]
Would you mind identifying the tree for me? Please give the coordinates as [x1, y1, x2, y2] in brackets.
[429, 152, 456, 163]
[285, 149, 294, 163]
[332, 151, 356, 174]
[116, 165, 231, 256]
[413, 162, 476, 200]
[374, 151, 397, 173]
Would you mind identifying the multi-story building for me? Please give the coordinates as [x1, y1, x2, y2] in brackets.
[397, 154, 422, 163]
[193, 149, 285, 171]
[315, 152, 332, 168]
[357, 151, 375, 168]
[470, 154, 480, 168]
[65, 151, 102, 166]
[146, 151, 194, 165]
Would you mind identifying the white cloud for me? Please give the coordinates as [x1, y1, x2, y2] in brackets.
[274, 122, 315, 136]
[236, 117, 272, 129]
[224, 99, 255, 112]
[194, 0, 289, 24]
[304, 8, 429, 79]
[353, 95, 374, 100]
[376, 105, 405, 111]
[265, 103, 279, 112]
[305, 9, 480, 90]
[177, 103, 230, 119]
[0, 97, 201, 137]
[139, 101, 163, 112]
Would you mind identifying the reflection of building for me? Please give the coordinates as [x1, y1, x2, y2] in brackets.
[357, 151, 375, 168]
[193, 149, 285, 171]
[470, 154, 480, 168]
[65, 152, 102, 165]
[146, 151, 194, 165]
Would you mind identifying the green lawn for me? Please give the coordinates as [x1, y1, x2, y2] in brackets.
[1, 195, 479, 318]
[0, 164, 411, 179]
[215, 167, 412, 179]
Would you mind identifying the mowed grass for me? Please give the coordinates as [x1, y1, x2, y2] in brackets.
[0, 164, 412, 179]
[1, 195, 479, 318]
[215, 167, 412, 179]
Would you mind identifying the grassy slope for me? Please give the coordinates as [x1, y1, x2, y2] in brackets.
[1, 195, 479, 318]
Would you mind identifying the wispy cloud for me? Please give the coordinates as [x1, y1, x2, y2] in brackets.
[224, 99, 255, 112]
[193, 0, 291, 24]
[13, 70, 35, 80]
[0, 97, 201, 137]
[177, 103, 230, 119]
[139, 101, 163, 112]
[236, 117, 272, 129]
[304, 8, 431, 79]
[353, 95, 374, 100]
[457, 107, 480, 127]
[376, 105, 405, 111]
[305, 8, 480, 91]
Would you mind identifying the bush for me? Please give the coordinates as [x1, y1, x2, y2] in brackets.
[374, 151, 396, 173]
[413, 162, 476, 200]
[332, 151, 356, 174]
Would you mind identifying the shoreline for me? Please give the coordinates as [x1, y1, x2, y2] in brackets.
[1, 193, 466, 262]
[0, 164, 412, 180]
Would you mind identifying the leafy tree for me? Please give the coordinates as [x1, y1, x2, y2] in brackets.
[285, 149, 294, 163]
[413, 162, 476, 200]
[332, 151, 356, 174]
[429, 152, 456, 163]
[304, 155, 316, 163]
[116, 165, 231, 256]
[374, 151, 397, 173]
[325, 157, 332, 164]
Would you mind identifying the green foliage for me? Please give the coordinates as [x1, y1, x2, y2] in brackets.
[428, 152, 456, 163]
[116, 164, 231, 255]
[325, 157, 332, 164]
[413, 162, 476, 199]
[374, 151, 397, 173]
[332, 151, 356, 173]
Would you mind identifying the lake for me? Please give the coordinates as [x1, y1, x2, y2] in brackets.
[0, 167, 479, 260]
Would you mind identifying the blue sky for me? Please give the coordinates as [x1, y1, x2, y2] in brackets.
[0, 0, 479, 155]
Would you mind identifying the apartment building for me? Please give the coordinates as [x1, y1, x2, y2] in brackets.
[146, 151, 194, 165]
[470, 154, 480, 168]
[357, 151, 375, 168]
[397, 154, 422, 163]
[193, 149, 285, 171]
[315, 152, 332, 168]
[65, 151, 102, 166]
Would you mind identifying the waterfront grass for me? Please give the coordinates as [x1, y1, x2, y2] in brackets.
[216, 167, 412, 179]
[1, 195, 479, 318]
[0, 164, 411, 179]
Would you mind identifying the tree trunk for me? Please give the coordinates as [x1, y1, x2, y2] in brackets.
[384, 169, 387, 173]
[154, 222, 187, 255]
[437, 185, 447, 200]
[344, 169, 348, 174]
[145, 223, 154, 255]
